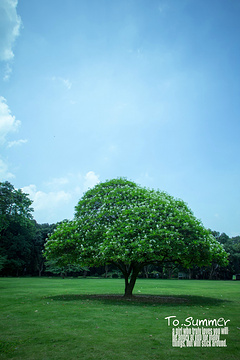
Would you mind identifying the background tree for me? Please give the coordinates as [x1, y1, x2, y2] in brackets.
[221, 235, 240, 277]
[208, 232, 240, 279]
[0, 181, 35, 276]
[31, 222, 56, 276]
[44, 178, 229, 296]
[45, 258, 88, 278]
[0, 254, 7, 272]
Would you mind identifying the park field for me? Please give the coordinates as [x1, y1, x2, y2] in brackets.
[0, 277, 239, 360]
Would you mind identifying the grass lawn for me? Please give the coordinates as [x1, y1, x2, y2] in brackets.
[0, 277, 239, 360]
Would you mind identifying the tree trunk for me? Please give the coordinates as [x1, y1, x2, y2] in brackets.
[188, 269, 192, 280]
[209, 264, 218, 280]
[143, 265, 149, 278]
[124, 265, 141, 297]
[124, 281, 135, 297]
[105, 264, 108, 278]
[38, 261, 44, 277]
[114, 262, 143, 297]
[168, 268, 172, 279]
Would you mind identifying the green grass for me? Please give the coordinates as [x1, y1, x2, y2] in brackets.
[0, 277, 239, 360]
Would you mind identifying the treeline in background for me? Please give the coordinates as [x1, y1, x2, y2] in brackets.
[1, 181, 239, 279]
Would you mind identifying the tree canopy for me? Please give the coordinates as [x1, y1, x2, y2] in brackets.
[44, 178, 228, 296]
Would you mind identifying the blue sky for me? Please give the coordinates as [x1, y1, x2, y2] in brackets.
[0, 0, 240, 236]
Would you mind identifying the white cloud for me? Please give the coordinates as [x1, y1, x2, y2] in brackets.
[21, 171, 100, 223]
[157, 1, 168, 15]
[0, 158, 14, 180]
[7, 138, 28, 148]
[137, 172, 154, 186]
[0, 0, 22, 79]
[0, 97, 26, 179]
[0, 0, 21, 61]
[61, 78, 72, 90]
[22, 184, 72, 223]
[45, 176, 70, 187]
[83, 171, 100, 191]
[51, 76, 72, 90]
[45, 171, 99, 194]
[0, 96, 21, 144]
[3, 62, 12, 81]
[22, 184, 72, 212]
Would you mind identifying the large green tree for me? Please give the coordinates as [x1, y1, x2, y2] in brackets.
[44, 178, 228, 296]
